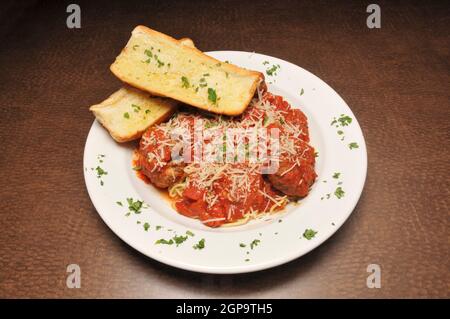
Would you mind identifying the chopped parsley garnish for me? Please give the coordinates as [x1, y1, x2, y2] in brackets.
[314, 151, 319, 158]
[300, 88, 304, 96]
[266, 64, 280, 76]
[303, 229, 317, 240]
[116, 201, 123, 206]
[186, 230, 195, 237]
[349, 142, 359, 150]
[132, 45, 139, 50]
[207, 88, 217, 104]
[126, 198, 144, 214]
[332, 114, 352, 127]
[123, 112, 130, 119]
[245, 258, 250, 262]
[156, 225, 163, 230]
[239, 243, 246, 248]
[250, 239, 260, 250]
[132, 166, 142, 171]
[173, 235, 188, 246]
[332, 172, 341, 179]
[334, 187, 345, 199]
[199, 78, 206, 83]
[331, 115, 355, 144]
[181, 76, 190, 88]
[145, 109, 151, 114]
[95, 166, 107, 177]
[338, 115, 352, 126]
[131, 104, 141, 112]
[143, 222, 150, 231]
[203, 73, 210, 76]
[193, 238, 205, 250]
[144, 49, 153, 58]
[263, 115, 270, 126]
[155, 238, 173, 245]
[262, 61, 269, 65]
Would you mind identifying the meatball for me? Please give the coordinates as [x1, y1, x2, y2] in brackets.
[268, 159, 317, 197]
[138, 127, 186, 189]
[140, 158, 185, 189]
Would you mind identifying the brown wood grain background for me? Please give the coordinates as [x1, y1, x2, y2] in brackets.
[0, 0, 448, 298]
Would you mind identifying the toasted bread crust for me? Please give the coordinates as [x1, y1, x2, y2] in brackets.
[89, 86, 178, 143]
[178, 37, 195, 48]
[110, 25, 263, 116]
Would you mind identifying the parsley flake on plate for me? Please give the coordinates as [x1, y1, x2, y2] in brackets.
[266, 64, 280, 76]
[173, 235, 188, 247]
[250, 239, 260, 250]
[334, 187, 345, 199]
[186, 230, 195, 237]
[349, 142, 359, 150]
[155, 238, 173, 245]
[338, 115, 352, 126]
[303, 229, 317, 240]
[126, 198, 144, 214]
[193, 238, 205, 250]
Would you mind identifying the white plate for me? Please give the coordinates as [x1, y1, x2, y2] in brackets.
[84, 51, 367, 274]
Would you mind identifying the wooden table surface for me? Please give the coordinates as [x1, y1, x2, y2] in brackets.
[0, 0, 448, 298]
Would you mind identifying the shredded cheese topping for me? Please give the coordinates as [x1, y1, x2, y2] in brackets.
[139, 88, 315, 225]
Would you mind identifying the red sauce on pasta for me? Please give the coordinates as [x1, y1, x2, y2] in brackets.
[135, 92, 317, 227]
